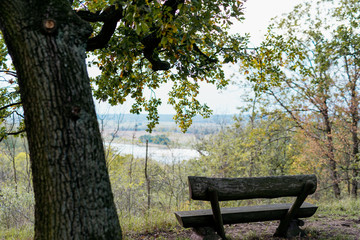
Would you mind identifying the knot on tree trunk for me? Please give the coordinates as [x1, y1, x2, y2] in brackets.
[43, 19, 57, 34]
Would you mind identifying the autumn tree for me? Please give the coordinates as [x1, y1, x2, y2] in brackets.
[240, 0, 360, 198]
[0, 0, 247, 238]
[192, 110, 299, 178]
[330, 19, 360, 197]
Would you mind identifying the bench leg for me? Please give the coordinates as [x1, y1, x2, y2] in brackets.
[208, 188, 227, 239]
[191, 227, 222, 240]
[274, 219, 306, 238]
[275, 180, 315, 237]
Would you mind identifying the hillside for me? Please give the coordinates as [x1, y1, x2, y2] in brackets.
[97, 113, 236, 134]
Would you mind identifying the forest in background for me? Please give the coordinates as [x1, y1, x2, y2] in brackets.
[1, 106, 359, 236]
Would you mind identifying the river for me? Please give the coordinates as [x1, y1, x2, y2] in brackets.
[108, 143, 200, 163]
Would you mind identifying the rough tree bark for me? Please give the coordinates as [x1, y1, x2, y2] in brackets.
[0, 0, 122, 239]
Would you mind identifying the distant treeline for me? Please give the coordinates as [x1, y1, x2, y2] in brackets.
[97, 113, 237, 124]
[97, 113, 239, 134]
[139, 134, 170, 145]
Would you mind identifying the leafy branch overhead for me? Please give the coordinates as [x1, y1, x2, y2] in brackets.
[0, 0, 248, 132]
[73, 0, 248, 131]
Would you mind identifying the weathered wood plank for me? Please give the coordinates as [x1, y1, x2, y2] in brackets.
[175, 202, 318, 228]
[188, 175, 317, 201]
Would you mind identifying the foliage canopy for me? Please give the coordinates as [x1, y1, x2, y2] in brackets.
[74, 0, 247, 131]
[0, 0, 248, 132]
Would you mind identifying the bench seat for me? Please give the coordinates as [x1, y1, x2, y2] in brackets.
[175, 202, 318, 228]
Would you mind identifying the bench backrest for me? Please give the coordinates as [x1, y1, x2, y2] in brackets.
[188, 174, 317, 201]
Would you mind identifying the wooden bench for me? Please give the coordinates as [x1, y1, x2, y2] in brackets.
[174, 175, 318, 239]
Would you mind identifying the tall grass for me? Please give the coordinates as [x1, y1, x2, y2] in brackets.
[120, 209, 177, 235]
[316, 197, 360, 218]
[0, 225, 33, 240]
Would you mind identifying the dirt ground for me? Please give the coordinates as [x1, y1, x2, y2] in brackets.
[126, 216, 360, 240]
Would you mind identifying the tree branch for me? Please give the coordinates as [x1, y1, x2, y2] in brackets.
[0, 102, 22, 112]
[0, 70, 17, 77]
[142, 33, 171, 71]
[83, 5, 124, 51]
[7, 129, 26, 136]
[77, 8, 120, 23]
[141, 0, 184, 71]
[163, 0, 183, 16]
[193, 44, 217, 64]
[0, 129, 26, 143]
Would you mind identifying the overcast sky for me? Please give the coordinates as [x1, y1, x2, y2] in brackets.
[95, 0, 303, 115]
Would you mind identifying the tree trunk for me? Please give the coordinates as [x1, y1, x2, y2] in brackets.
[145, 140, 151, 212]
[323, 108, 341, 198]
[0, 1, 122, 239]
[348, 57, 359, 198]
[350, 107, 359, 198]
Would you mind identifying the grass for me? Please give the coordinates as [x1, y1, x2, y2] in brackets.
[316, 197, 360, 218]
[304, 228, 357, 240]
[302, 197, 360, 240]
[120, 209, 181, 239]
[1, 197, 359, 239]
[121, 197, 360, 239]
[0, 225, 33, 240]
